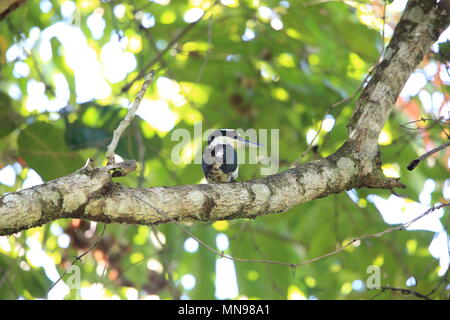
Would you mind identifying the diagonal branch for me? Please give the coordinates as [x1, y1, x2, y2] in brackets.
[347, 0, 450, 173]
[374, 286, 432, 300]
[120, 0, 218, 93]
[0, 0, 27, 20]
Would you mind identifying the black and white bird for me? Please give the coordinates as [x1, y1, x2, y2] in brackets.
[202, 129, 260, 183]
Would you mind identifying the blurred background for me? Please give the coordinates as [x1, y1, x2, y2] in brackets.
[0, 0, 449, 299]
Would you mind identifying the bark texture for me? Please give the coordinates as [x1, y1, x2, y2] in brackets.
[1, 0, 449, 236]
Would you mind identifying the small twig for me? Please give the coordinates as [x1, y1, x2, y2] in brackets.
[45, 224, 107, 297]
[407, 140, 450, 171]
[376, 286, 432, 300]
[192, 0, 214, 85]
[369, 289, 385, 300]
[400, 117, 449, 131]
[133, 122, 147, 188]
[294, 91, 359, 164]
[402, 203, 450, 230]
[295, 0, 389, 164]
[425, 269, 449, 298]
[247, 227, 285, 298]
[106, 70, 156, 164]
[380, 0, 387, 56]
[390, 189, 408, 198]
[144, 28, 212, 128]
[424, 214, 450, 298]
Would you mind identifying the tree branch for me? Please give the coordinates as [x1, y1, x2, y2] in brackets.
[347, 0, 450, 173]
[407, 140, 450, 170]
[375, 286, 432, 300]
[1, 0, 449, 236]
[0, 0, 27, 20]
[106, 70, 155, 164]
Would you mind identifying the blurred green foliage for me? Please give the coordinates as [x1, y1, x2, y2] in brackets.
[0, 0, 448, 300]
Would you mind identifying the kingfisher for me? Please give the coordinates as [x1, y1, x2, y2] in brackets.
[202, 129, 260, 183]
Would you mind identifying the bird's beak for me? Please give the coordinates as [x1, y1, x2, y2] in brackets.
[236, 136, 262, 148]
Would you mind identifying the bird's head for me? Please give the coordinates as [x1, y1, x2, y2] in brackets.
[207, 129, 261, 149]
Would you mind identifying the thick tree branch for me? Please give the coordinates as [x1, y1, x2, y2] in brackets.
[1, 0, 449, 236]
[106, 70, 155, 164]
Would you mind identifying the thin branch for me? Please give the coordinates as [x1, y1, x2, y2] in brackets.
[424, 213, 450, 298]
[390, 189, 408, 198]
[425, 269, 449, 298]
[295, 0, 389, 163]
[191, 0, 214, 85]
[381, 1, 387, 51]
[0, 267, 18, 298]
[125, 189, 298, 268]
[247, 226, 286, 298]
[106, 70, 156, 164]
[435, 66, 450, 138]
[238, 223, 306, 249]
[400, 117, 449, 131]
[407, 140, 450, 171]
[333, 194, 342, 248]
[144, 27, 212, 128]
[128, 185, 450, 269]
[149, 225, 180, 299]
